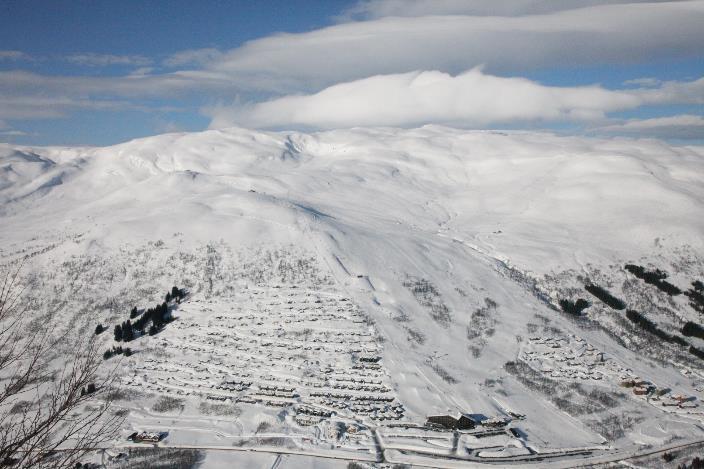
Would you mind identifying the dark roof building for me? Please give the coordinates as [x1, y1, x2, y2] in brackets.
[457, 415, 477, 429]
[427, 413, 478, 430]
[426, 415, 459, 429]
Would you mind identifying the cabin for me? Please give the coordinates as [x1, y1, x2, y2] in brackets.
[620, 379, 636, 388]
[359, 355, 381, 363]
[482, 417, 509, 428]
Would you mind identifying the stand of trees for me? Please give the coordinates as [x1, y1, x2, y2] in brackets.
[113, 321, 135, 342]
[133, 302, 170, 334]
[559, 298, 590, 316]
[103, 345, 132, 360]
[168, 286, 186, 303]
[115, 286, 185, 342]
[685, 280, 704, 314]
[625, 309, 688, 346]
[624, 264, 682, 296]
[584, 284, 626, 310]
[114, 320, 134, 341]
[682, 321, 704, 340]
[690, 345, 704, 360]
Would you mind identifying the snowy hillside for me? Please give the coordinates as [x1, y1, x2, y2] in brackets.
[2, 126, 704, 468]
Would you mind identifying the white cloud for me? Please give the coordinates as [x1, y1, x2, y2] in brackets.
[0, 129, 31, 137]
[207, 1, 704, 91]
[623, 77, 662, 88]
[128, 67, 155, 77]
[1, 2, 702, 135]
[0, 94, 169, 121]
[163, 48, 223, 67]
[0, 50, 30, 61]
[636, 76, 704, 104]
[1, 3, 702, 101]
[0, 119, 35, 139]
[0, 70, 233, 98]
[594, 114, 704, 139]
[65, 53, 152, 67]
[339, 0, 684, 19]
[206, 68, 704, 130]
[0, 68, 236, 122]
[205, 68, 622, 129]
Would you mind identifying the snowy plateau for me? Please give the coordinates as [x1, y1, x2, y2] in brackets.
[2, 126, 704, 468]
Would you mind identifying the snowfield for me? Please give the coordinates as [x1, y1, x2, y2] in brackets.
[1, 126, 704, 468]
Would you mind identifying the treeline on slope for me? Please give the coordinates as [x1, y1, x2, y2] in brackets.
[557, 266, 704, 361]
[625, 310, 704, 361]
[624, 264, 681, 296]
[558, 281, 624, 317]
[625, 309, 688, 346]
[584, 284, 626, 310]
[690, 345, 704, 360]
[685, 280, 704, 314]
[682, 321, 704, 340]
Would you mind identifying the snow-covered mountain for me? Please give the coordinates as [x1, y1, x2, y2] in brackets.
[2, 126, 704, 468]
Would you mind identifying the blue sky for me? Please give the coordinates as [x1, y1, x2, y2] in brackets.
[1, 0, 702, 146]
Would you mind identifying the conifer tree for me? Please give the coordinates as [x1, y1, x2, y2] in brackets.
[122, 320, 134, 342]
[114, 324, 123, 342]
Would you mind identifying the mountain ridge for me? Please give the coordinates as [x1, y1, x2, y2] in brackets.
[1, 126, 704, 466]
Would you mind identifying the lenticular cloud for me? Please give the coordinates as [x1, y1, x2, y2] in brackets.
[206, 68, 658, 129]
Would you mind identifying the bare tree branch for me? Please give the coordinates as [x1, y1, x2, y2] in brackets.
[0, 262, 123, 468]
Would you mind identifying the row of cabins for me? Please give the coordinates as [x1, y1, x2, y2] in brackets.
[621, 378, 697, 407]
